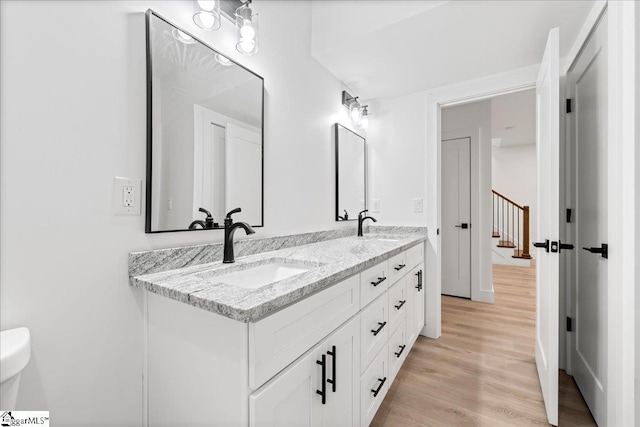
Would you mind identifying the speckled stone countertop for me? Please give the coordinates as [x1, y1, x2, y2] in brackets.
[130, 226, 426, 322]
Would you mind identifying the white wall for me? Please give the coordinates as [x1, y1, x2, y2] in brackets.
[492, 143, 537, 245]
[441, 101, 494, 303]
[0, 1, 356, 424]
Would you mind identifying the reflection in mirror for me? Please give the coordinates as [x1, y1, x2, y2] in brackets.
[145, 10, 264, 233]
[335, 123, 366, 221]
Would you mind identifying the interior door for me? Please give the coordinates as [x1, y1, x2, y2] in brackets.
[441, 137, 471, 298]
[570, 11, 608, 425]
[534, 27, 560, 426]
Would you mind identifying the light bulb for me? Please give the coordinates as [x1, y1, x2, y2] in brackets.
[197, 12, 215, 29]
[361, 115, 369, 129]
[239, 38, 255, 53]
[216, 53, 233, 66]
[240, 21, 255, 40]
[172, 29, 196, 44]
[197, 0, 216, 11]
[350, 104, 362, 124]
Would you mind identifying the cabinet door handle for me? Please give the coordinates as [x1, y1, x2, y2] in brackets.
[371, 321, 387, 336]
[395, 345, 406, 358]
[326, 346, 336, 393]
[394, 264, 406, 271]
[371, 377, 387, 397]
[394, 300, 406, 310]
[371, 276, 386, 287]
[415, 270, 423, 291]
[316, 354, 326, 405]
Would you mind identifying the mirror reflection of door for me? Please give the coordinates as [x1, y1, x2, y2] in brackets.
[335, 124, 366, 221]
[441, 137, 471, 298]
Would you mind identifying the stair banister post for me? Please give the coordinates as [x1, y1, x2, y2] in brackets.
[522, 206, 530, 258]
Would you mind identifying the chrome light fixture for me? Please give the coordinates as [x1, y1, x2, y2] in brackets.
[193, 0, 222, 31]
[235, 0, 259, 56]
[342, 90, 369, 128]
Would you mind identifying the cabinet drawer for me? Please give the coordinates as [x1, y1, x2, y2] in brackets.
[360, 292, 388, 373]
[360, 345, 389, 427]
[360, 260, 389, 308]
[406, 243, 424, 271]
[388, 319, 407, 384]
[388, 251, 408, 285]
[249, 275, 360, 389]
[388, 278, 408, 335]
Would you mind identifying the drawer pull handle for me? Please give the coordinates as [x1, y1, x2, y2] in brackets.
[371, 377, 387, 397]
[395, 345, 406, 358]
[326, 346, 336, 393]
[371, 276, 386, 287]
[316, 355, 326, 405]
[371, 321, 387, 336]
[394, 264, 406, 271]
[394, 300, 406, 310]
[415, 270, 423, 291]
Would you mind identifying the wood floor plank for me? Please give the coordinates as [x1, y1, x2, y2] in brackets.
[371, 261, 596, 426]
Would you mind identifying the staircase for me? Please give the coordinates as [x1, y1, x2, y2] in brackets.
[492, 190, 531, 264]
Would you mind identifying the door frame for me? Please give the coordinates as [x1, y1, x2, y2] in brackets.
[422, 1, 637, 424]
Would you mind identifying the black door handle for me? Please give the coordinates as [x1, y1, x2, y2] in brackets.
[533, 239, 550, 252]
[371, 277, 386, 287]
[394, 300, 406, 310]
[371, 377, 387, 397]
[582, 243, 608, 259]
[455, 223, 469, 229]
[316, 354, 326, 404]
[326, 346, 336, 393]
[371, 321, 387, 336]
[394, 345, 406, 358]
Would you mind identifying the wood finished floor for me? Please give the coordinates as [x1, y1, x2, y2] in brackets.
[371, 261, 596, 426]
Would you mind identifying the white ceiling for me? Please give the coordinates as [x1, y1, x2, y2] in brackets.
[311, 0, 595, 100]
[491, 89, 536, 148]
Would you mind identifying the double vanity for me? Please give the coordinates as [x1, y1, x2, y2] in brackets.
[129, 226, 426, 426]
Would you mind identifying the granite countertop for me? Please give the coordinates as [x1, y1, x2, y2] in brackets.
[130, 228, 426, 322]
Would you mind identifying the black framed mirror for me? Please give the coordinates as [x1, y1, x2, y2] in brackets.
[145, 10, 264, 233]
[334, 123, 366, 221]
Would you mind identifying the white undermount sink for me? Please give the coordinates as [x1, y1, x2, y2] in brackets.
[207, 261, 311, 290]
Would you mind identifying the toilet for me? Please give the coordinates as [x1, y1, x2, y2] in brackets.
[1, 328, 31, 409]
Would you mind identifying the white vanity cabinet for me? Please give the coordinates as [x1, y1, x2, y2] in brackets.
[250, 316, 360, 427]
[143, 241, 425, 427]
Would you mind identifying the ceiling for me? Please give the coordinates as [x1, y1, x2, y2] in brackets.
[491, 89, 536, 148]
[311, 0, 595, 100]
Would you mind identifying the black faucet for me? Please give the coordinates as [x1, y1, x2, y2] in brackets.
[223, 208, 255, 263]
[337, 209, 349, 221]
[189, 207, 217, 229]
[357, 209, 377, 236]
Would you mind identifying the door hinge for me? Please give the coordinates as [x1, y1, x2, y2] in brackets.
[566, 99, 572, 113]
[566, 316, 573, 332]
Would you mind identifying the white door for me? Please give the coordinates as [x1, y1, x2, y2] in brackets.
[441, 137, 471, 298]
[409, 264, 425, 339]
[569, 11, 608, 425]
[226, 123, 262, 225]
[533, 27, 560, 426]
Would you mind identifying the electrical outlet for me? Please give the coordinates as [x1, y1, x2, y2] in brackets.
[114, 177, 142, 215]
[413, 198, 423, 213]
[371, 199, 380, 213]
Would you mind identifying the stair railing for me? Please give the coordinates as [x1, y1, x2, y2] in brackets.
[492, 190, 531, 259]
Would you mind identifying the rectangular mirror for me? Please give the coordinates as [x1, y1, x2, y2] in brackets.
[145, 10, 264, 233]
[335, 123, 366, 221]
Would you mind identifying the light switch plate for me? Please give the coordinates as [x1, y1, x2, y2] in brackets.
[371, 199, 380, 213]
[413, 198, 423, 213]
[113, 177, 142, 215]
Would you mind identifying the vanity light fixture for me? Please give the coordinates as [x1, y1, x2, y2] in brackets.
[342, 90, 365, 127]
[172, 28, 197, 44]
[215, 53, 234, 66]
[193, 0, 222, 31]
[235, 0, 259, 56]
[361, 105, 370, 130]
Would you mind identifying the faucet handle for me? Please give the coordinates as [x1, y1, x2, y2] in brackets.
[199, 207, 213, 218]
[225, 207, 242, 220]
